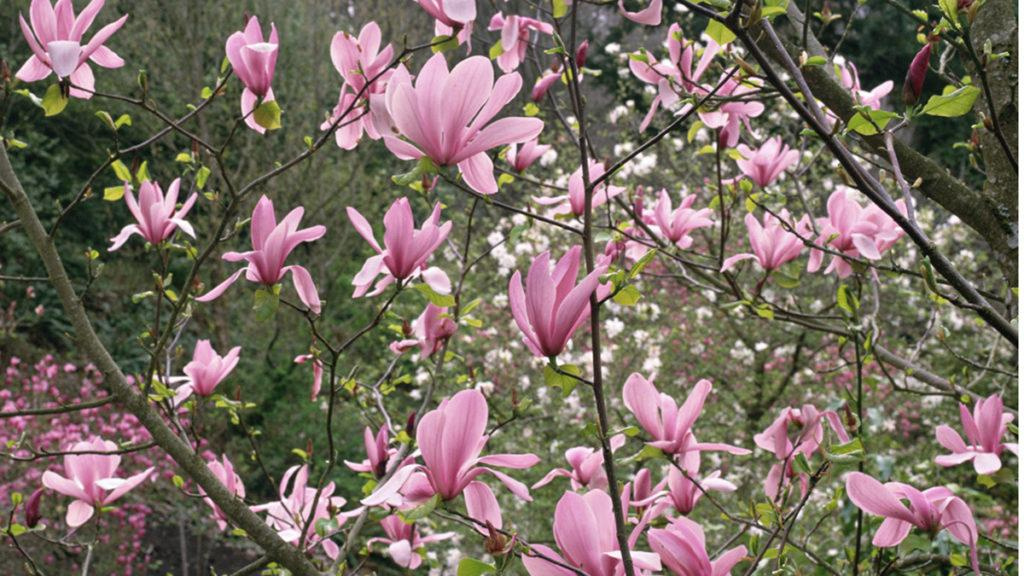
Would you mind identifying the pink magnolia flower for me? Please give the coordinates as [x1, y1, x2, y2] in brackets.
[293, 353, 324, 401]
[935, 394, 1018, 475]
[252, 465, 348, 559]
[177, 339, 241, 399]
[506, 137, 550, 172]
[622, 373, 750, 457]
[16, 0, 128, 99]
[533, 434, 626, 492]
[846, 472, 979, 574]
[837, 58, 893, 111]
[345, 425, 413, 478]
[196, 195, 325, 314]
[390, 303, 457, 360]
[533, 160, 625, 218]
[699, 75, 764, 148]
[368, 515, 455, 570]
[619, 0, 663, 25]
[807, 187, 906, 278]
[201, 454, 246, 531]
[652, 189, 714, 249]
[630, 24, 719, 131]
[417, 0, 476, 30]
[521, 489, 662, 576]
[380, 52, 544, 194]
[735, 137, 800, 188]
[649, 516, 747, 576]
[109, 179, 197, 251]
[657, 452, 736, 516]
[508, 246, 609, 357]
[754, 405, 849, 501]
[721, 210, 811, 273]
[488, 13, 554, 73]
[41, 437, 154, 527]
[362, 389, 539, 506]
[532, 66, 564, 101]
[347, 197, 452, 298]
[225, 16, 279, 134]
[323, 22, 394, 150]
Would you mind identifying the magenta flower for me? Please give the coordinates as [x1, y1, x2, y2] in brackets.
[807, 187, 906, 278]
[521, 489, 663, 576]
[935, 394, 1018, 475]
[652, 189, 714, 249]
[109, 179, 197, 251]
[347, 197, 452, 298]
[323, 21, 394, 150]
[16, 0, 128, 99]
[623, 373, 750, 457]
[630, 24, 719, 130]
[293, 353, 324, 401]
[177, 339, 241, 398]
[735, 137, 800, 188]
[362, 389, 539, 506]
[659, 452, 736, 516]
[390, 303, 458, 360]
[649, 516, 747, 576]
[698, 75, 764, 148]
[846, 472, 979, 574]
[533, 434, 626, 492]
[506, 137, 550, 172]
[195, 195, 325, 314]
[252, 465, 348, 560]
[200, 454, 246, 531]
[380, 53, 544, 194]
[344, 425, 412, 478]
[41, 437, 154, 527]
[619, 0, 663, 25]
[24, 488, 44, 528]
[836, 58, 893, 111]
[487, 13, 553, 73]
[225, 16, 278, 134]
[417, 0, 476, 29]
[754, 405, 849, 501]
[368, 515, 455, 570]
[532, 67, 563, 101]
[903, 43, 932, 105]
[721, 210, 811, 273]
[508, 246, 609, 358]
[534, 160, 625, 218]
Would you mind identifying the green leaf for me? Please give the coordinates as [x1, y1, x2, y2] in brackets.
[552, 0, 569, 18]
[10, 492, 22, 506]
[938, 0, 960, 27]
[705, 20, 736, 46]
[253, 285, 281, 322]
[175, 152, 193, 163]
[114, 114, 132, 129]
[400, 493, 440, 522]
[103, 185, 126, 201]
[828, 437, 865, 462]
[544, 363, 581, 397]
[135, 160, 149, 183]
[845, 108, 900, 136]
[111, 160, 132, 183]
[836, 284, 853, 314]
[523, 102, 541, 117]
[458, 558, 495, 576]
[253, 99, 282, 131]
[687, 120, 704, 143]
[431, 34, 459, 54]
[7, 523, 26, 537]
[613, 284, 642, 306]
[96, 111, 115, 130]
[196, 166, 212, 190]
[42, 84, 68, 117]
[921, 85, 980, 117]
[172, 475, 185, 488]
[489, 40, 504, 60]
[803, 55, 827, 67]
[413, 283, 456, 307]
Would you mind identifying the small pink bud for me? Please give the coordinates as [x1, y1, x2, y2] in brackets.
[903, 43, 931, 105]
[24, 488, 43, 528]
[575, 40, 589, 69]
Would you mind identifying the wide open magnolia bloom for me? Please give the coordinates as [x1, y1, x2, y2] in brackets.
[735, 137, 800, 188]
[322, 21, 394, 150]
[362, 389, 539, 506]
[225, 16, 279, 134]
[16, 0, 128, 99]
[41, 437, 154, 527]
[721, 210, 811, 273]
[509, 246, 609, 358]
[652, 189, 714, 249]
[506, 137, 550, 173]
[252, 465, 349, 560]
[200, 454, 246, 531]
[649, 516, 747, 576]
[698, 75, 764, 148]
[521, 489, 662, 576]
[533, 434, 626, 492]
[629, 24, 719, 131]
[380, 52, 544, 194]
[807, 187, 906, 278]
[109, 179, 197, 251]
[368, 515, 455, 570]
[390, 302, 457, 360]
[754, 404, 849, 501]
[935, 394, 1018, 475]
[487, 12, 554, 73]
[623, 373, 750, 457]
[347, 197, 452, 298]
[652, 451, 736, 516]
[534, 161, 625, 218]
[179, 339, 241, 398]
[195, 195, 325, 314]
[846, 472, 980, 574]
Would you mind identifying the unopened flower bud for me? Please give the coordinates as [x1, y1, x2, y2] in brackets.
[24, 488, 43, 528]
[902, 43, 931, 105]
[575, 40, 589, 69]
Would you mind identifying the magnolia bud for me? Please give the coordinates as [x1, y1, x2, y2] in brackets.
[24, 488, 43, 528]
[405, 411, 417, 436]
[902, 43, 931, 105]
[575, 40, 589, 69]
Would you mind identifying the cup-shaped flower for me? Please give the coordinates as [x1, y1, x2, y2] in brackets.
[41, 437, 154, 527]
[534, 161, 625, 217]
[807, 187, 906, 278]
[200, 454, 246, 531]
[381, 52, 544, 194]
[649, 516, 747, 576]
[508, 246, 608, 358]
[109, 179, 197, 251]
[16, 0, 128, 98]
[735, 137, 800, 188]
[368, 515, 455, 570]
[362, 389, 539, 506]
[487, 13, 553, 73]
[390, 303, 457, 360]
[652, 189, 714, 249]
[252, 465, 348, 559]
[347, 197, 452, 298]
[225, 16, 279, 134]
[623, 373, 750, 457]
[845, 472, 979, 574]
[521, 489, 662, 576]
[935, 394, 1018, 475]
[533, 434, 626, 492]
[506, 137, 550, 173]
[179, 340, 241, 398]
[196, 195, 325, 314]
[323, 21, 394, 150]
[721, 210, 811, 273]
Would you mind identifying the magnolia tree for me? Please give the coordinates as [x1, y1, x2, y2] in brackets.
[0, 0, 1018, 575]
